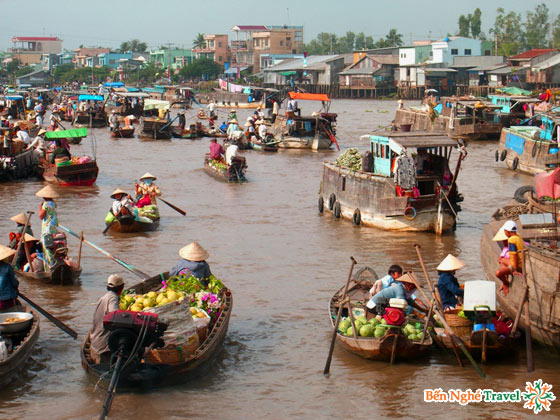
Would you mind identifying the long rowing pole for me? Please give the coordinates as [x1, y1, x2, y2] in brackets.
[59, 225, 150, 280]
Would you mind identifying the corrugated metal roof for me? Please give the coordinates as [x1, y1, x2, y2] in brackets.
[264, 55, 343, 72]
[451, 55, 506, 69]
[510, 49, 558, 60]
[488, 66, 513, 75]
[532, 53, 560, 71]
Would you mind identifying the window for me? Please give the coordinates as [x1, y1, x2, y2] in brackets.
[484, 50, 491, 56]
[218, 56, 222, 62]
[265, 39, 269, 47]
[451, 48, 458, 55]
[218, 42, 222, 47]
[464, 49, 471, 55]
[280, 41, 283, 47]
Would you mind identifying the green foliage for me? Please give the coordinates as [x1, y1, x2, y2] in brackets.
[458, 15, 470, 37]
[15, 66, 34, 77]
[303, 29, 402, 55]
[5, 59, 21, 74]
[179, 58, 222, 79]
[192, 33, 205, 49]
[119, 39, 148, 53]
[457, 8, 482, 38]
[523, 3, 550, 50]
[553, 15, 560, 49]
[126, 62, 159, 84]
[53, 65, 111, 84]
[490, 7, 524, 56]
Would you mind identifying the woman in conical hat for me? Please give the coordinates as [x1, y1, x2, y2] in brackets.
[169, 242, 212, 285]
[0, 244, 19, 311]
[436, 254, 465, 310]
[8, 213, 34, 249]
[493, 228, 516, 296]
[135, 173, 161, 208]
[36, 185, 60, 270]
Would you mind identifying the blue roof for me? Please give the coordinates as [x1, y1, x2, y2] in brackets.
[78, 94, 104, 101]
[104, 82, 125, 88]
[126, 86, 140, 92]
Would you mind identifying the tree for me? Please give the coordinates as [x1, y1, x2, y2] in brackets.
[524, 3, 550, 50]
[553, 14, 560, 48]
[192, 33, 205, 49]
[471, 8, 482, 38]
[119, 39, 148, 53]
[384, 29, 403, 47]
[490, 7, 523, 56]
[6, 59, 21, 74]
[458, 15, 470, 37]
[179, 58, 222, 79]
[338, 31, 356, 53]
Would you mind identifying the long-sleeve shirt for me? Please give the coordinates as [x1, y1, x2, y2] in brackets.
[170, 259, 211, 280]
[437, 272, 464, 309]
[89, 291, 119, 356]
[508, 234, 525, 271]
[9, 225, 34, 248]
[226, 144, 238, 165]
[0, 262, 19, 300]
[210, 142, 225, 160]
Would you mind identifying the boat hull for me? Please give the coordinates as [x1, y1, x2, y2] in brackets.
[203, 155, 247, 183]
[106, 218, 160, 233]
[110, 128, 135, 138]
[497, 127, 557, 175]
[39, 161, 99, 186]
[16, 263, 82, 285]
[278, 136, 332, 150]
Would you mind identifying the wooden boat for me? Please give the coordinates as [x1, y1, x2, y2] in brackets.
[15, 261, 82, 286]
[394, 97, 503, 140]
[81, 272, 232, 389]
[110, 127, 135, 138]
[105, 213, 160, 233]
[319, 132, 465, 234]
[138, 100, 172, 140]
[0, 128, 41, 181]
[329, 267, 432, 361]
[203, 153, 247, 183]
[171, 124, 203, 139]
[105, 91, 149, 117]
[0, 309, 40, 388]
[250, 141, 279, 152]
[271, 92, 339, 150]
[72, 94, 108, 128]
[208, 83, 281, 109]
[487, 94, 540, 127]
[495, 115, 560, 175]
[481, 209, 560, 351]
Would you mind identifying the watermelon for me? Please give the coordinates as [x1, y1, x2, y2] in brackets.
[360, 325, 375, 337]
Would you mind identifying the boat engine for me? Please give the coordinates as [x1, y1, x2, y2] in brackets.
[99, 310, 168, 420]
[373, 298, 406, 326]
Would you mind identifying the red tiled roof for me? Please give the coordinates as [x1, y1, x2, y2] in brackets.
[510, 49, 558, 60]
[12, 36, 60, 41]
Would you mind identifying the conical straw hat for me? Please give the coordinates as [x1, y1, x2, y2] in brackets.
[179, 242, 209, 262]
[492, 228, 508, 242]
[22, 233, 38, 243]
[35, 185, 60, 198]
[140, 172, 157, 181]
[110, 188, 127, 198]
[437, 254, 465, 271]
[10, 213, 30, 226]
[0, 245, 16, 261]
[396, 272, 420, 287]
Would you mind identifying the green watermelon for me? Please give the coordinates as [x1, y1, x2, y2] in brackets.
[360, 325, 375, 337]
[374, 328, 386, 338]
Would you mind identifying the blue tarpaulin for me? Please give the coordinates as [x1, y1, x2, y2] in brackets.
[104, 82, 124, 88]
[78, 94, 104, 101]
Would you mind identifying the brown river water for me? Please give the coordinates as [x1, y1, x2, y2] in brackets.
[0, 100, 559, 419]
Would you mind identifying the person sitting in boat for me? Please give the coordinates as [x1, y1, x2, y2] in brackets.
[436, 254, 465, 310]
[500, 220, 524, 295]
[170, 242, 212, 285]
[256, 120, 268, 142]
[177, 111, 186, 131]
[226, 119, 239, 139]
[245, 120, 257, 143]
[123, 115, 136, 129]
[8, 213, 34, 250]
[50, 139, 71, 164]
[210, 138, 225, 162]
[135, 172, 161, 208]
[13, 234, 41, 271]
[228, 109, 237, 122]
[89, 274, 125, 364]
[109, 188, 136, 218]
[368, 265, 403, 297]
[0, 245, 19, 312]
[108, 110, 119, 132]
[367, 274, 420, 315]
[27, 129, 48, 156]
[493, 228, 513, 296]
[226, 143, 239, 165]
[218, 121, 228, 134]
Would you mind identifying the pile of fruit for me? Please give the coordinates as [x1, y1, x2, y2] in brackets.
[337, 316, 425, 341]
[209, 159, 228, 172]
[119, 289, 185, 311]
[336, 148, 362, 171]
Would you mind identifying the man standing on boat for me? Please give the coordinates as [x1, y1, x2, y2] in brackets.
[108, 110, 119, 132]
[89, 274, 125, 364]
[177, 111, 186, 131]
[207, 100, 217, 119]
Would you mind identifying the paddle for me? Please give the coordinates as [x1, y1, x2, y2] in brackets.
[520, 250, 534, 372]
[102, 220, 116, 235]
[12, 211, 34, 268]
[159, 198, 187, 216]
[58, 225, 150, 279]
[18, 292, 78, 339]
[324, 256, 357, 376]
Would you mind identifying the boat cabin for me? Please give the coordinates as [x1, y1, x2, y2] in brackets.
[488, 95, 540, 115]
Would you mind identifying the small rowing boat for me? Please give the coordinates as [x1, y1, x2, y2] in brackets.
[105, 213, 160, 233]
[203, 153, 247, 183]
[110, 127, 135, 138]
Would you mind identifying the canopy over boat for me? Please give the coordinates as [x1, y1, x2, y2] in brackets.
[144, 99, 170, 111]
[114, 91, 149, 98]
[78, 94, 104, 101]
[495, 86, 532, 96]
[3, 95, 24, 100]
[288, 91, 330, 102]
[104, 82, 124, 88]
[45, 127, 88, 139]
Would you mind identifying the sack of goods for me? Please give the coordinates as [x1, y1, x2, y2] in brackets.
[336, 148, 362, 171]
[138, 204, 159, 220]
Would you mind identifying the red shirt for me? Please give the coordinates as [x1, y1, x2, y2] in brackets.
[210, 142, 225, 160]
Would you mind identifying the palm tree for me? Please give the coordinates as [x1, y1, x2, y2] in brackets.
[192, 33, 205, 49]
[385, 29, 403, 47]
[119, 39, 148, 53]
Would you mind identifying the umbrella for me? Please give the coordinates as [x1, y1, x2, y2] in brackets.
[425, 89, 439, 94]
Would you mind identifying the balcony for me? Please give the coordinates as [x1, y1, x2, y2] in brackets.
[231, 40, 249, 51]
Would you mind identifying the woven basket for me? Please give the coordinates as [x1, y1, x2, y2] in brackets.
[144, 341, 198, 365]
[444, 310, 473, 338]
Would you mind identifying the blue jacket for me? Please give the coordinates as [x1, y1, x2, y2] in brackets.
[170, 259, 211, 281]
[0, 262, 19, 300]
[437, 272, 464, 309]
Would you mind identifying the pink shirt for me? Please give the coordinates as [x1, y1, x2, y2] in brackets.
[210, 142, 225, 160]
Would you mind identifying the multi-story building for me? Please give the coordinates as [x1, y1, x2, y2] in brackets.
[230, 25, 304, 73]
[74, 47, 110, 67]
[150, 49, 195, 70]
[10, 36, 63, 65]
[192, 35, 229, 66]
[98, 52, 132, 69]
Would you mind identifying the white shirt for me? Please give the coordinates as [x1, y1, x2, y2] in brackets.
[272, 101, 279, 115]
[17, 130, 31, 144]
[34, 104, 42, 113]
[207, 102, 216, 112]
[226, 144, 239, 165]
[112, 196, 135, 216]
[258, 123, 267, 138]
[29, 135, 46, 151]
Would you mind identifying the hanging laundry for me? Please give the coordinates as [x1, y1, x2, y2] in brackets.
[394, 154, 417, 190]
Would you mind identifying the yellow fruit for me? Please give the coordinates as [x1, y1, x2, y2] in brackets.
[158, 297, 170, 306]
[130, 304, 142, 312]
[166, 290, 178, 302]
[119, 302, 127, 310]
[189, 307, 198, 314]
[147, 291, 157, 299]
[143, 298, 156, 308]
[124, 295, 134, 305]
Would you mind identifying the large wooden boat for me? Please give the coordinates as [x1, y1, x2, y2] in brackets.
[105, 91, 149, 117]
[0, 129, 41, 181]
[394, 97, 503, 140]
[171, 124, 203, 139]
[73, 94, 108, 128]
[495, 115, 560, 175]
[488, 94, 540, 126]
[203, 153, 247, 183]
[480, 206, 560, 351]
[0, 310, 40, 388]
[208, 82, 281, 109]
[138, 99, 172, 139]
[271, 92, 339, 150]
[329, 267, 432, 361]
[319, 133, 465, 234]
[81, 272, 232, 389]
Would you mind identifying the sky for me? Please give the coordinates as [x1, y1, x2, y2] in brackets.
[0, 0, 558, 51]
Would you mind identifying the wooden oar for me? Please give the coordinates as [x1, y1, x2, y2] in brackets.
[520, 250, 534, 372]
[102, 220, 116, 235]
[58, 225, 149, 279]
[159, 198, 186, 216]
[12, 211, 34, 268]
[324, 256, 357, 376]
[18, 292, 78, 339]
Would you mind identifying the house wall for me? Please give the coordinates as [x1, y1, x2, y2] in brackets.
[399, 48, 416, 66]
[431, 38, 481, 65]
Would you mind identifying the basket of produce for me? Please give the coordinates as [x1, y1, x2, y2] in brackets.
[443, 309, 473, 337]
[145, 340, 199, 365]
[0, 312, 33, 334]
[336, 148, 362, 171]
